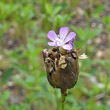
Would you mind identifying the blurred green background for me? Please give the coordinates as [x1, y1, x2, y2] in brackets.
[0, 0, 110, 110]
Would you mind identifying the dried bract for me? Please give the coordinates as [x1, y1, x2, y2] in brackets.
[43, 47, 79, 92]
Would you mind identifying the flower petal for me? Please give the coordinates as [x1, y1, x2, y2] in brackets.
[64, 32, 76, 43]
[59, 27, 69, 40]
[70, 38, 75, 46]
[48, 42, 57, 46]
[47, 30, 57, 41]
[62, 44, 73, 50]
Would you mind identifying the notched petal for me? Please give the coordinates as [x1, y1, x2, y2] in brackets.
[62, 44, 73, 51]
[48, 42, 57, 46]
[64, 32, 76, 43]
[47, 30, 57, 41]
[59, 27, 69, 40]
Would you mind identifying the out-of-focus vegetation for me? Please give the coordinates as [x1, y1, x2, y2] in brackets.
[0, 0, 110, 110]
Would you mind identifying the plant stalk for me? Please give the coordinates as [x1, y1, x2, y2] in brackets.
[61, 90, 67, 110]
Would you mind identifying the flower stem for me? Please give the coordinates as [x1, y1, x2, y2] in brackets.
[61, 94, 65, 110]
[61, 90, 67, 110]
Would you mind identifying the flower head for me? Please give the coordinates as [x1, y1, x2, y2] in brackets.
[47, 27, 76, 51]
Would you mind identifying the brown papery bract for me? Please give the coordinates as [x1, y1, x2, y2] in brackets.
[43, 47, 79, 93]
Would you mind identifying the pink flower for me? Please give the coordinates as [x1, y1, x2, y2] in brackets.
[47, 27, 76, 51]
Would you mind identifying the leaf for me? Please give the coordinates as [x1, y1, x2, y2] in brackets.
[103, 16, 110, 24]
[2, 67, 14, 84]
[45, 3, 53, 16]
[90, 28, 102, 38]
[94, 5, 105, 14]
[54, 6, 62, 15]
[0, 91, 10, 105]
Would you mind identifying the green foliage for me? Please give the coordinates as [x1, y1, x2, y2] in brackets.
[40, 1, 74, 31]
[72, 25, 102, 55]
[0, 2, 17, 21]
[0, 91, 10, 106]
[2, 67, 14, 84]
[102, 16, 110, 31]
[0, 23, 10, 43]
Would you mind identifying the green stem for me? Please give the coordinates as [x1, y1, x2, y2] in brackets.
[61, 90, 67, 110]
[61, 94, 65, 110]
